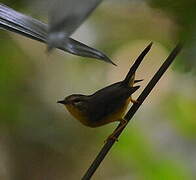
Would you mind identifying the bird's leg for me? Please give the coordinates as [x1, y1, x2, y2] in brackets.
[130, 96, 138, 104]
[105, 119, 128, 143]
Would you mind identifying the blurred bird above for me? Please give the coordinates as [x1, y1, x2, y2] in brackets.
[0, 2, 115, 65]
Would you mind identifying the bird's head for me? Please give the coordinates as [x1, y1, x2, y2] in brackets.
[58, 94, 89, 112]
[57, 94, 90, 125]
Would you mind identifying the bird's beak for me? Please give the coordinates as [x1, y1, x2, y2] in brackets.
[57, 100, 67, 105]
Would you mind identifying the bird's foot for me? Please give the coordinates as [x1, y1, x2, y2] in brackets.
[104, 119, 127, 143]
[130, 98, 139, 104]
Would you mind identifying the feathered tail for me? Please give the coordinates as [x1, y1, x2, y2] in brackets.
[122, 42, 153, 86]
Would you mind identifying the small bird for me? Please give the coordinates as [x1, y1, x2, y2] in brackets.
[58, 43, 152, 141]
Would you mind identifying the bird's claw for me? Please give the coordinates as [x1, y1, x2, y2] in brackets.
[131, 98, 139, 104]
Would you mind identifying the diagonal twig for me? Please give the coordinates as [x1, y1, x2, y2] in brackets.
[81, 43, 183, 180]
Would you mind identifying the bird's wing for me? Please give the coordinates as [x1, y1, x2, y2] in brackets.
[0, 3, 114, 64]
[0, 4, 47, 42]
[88, 84, 139, 121]
[65, 38, 116, 65]
[49, 0, 102, 36]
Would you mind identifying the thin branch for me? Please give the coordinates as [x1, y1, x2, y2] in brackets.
[81, 43, 183, 180]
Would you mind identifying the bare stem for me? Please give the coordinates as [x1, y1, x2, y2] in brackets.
[81, 43, 183, 180]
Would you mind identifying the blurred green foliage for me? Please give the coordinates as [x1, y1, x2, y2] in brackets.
[165, 94, 196, 137]
[0, 32, 31, 125]
[0, 0, 26, 9]
[148, 0, 196, 72]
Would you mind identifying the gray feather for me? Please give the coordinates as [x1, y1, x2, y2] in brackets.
[0, 4, 115, 65]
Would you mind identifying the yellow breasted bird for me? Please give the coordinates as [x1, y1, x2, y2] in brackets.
[58, 43, 152, 141]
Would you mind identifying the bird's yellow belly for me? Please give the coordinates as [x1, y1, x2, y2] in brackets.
[99, 98, 130, 126]
[65, 105, 90, 126]
[65, 97, 131, 128]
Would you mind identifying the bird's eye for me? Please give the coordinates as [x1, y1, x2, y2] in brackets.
[73, 99, 82, 106]
[74, 99, 81, 103]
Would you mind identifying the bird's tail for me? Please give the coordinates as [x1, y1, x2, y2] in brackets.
[122, 42, 153, 86]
